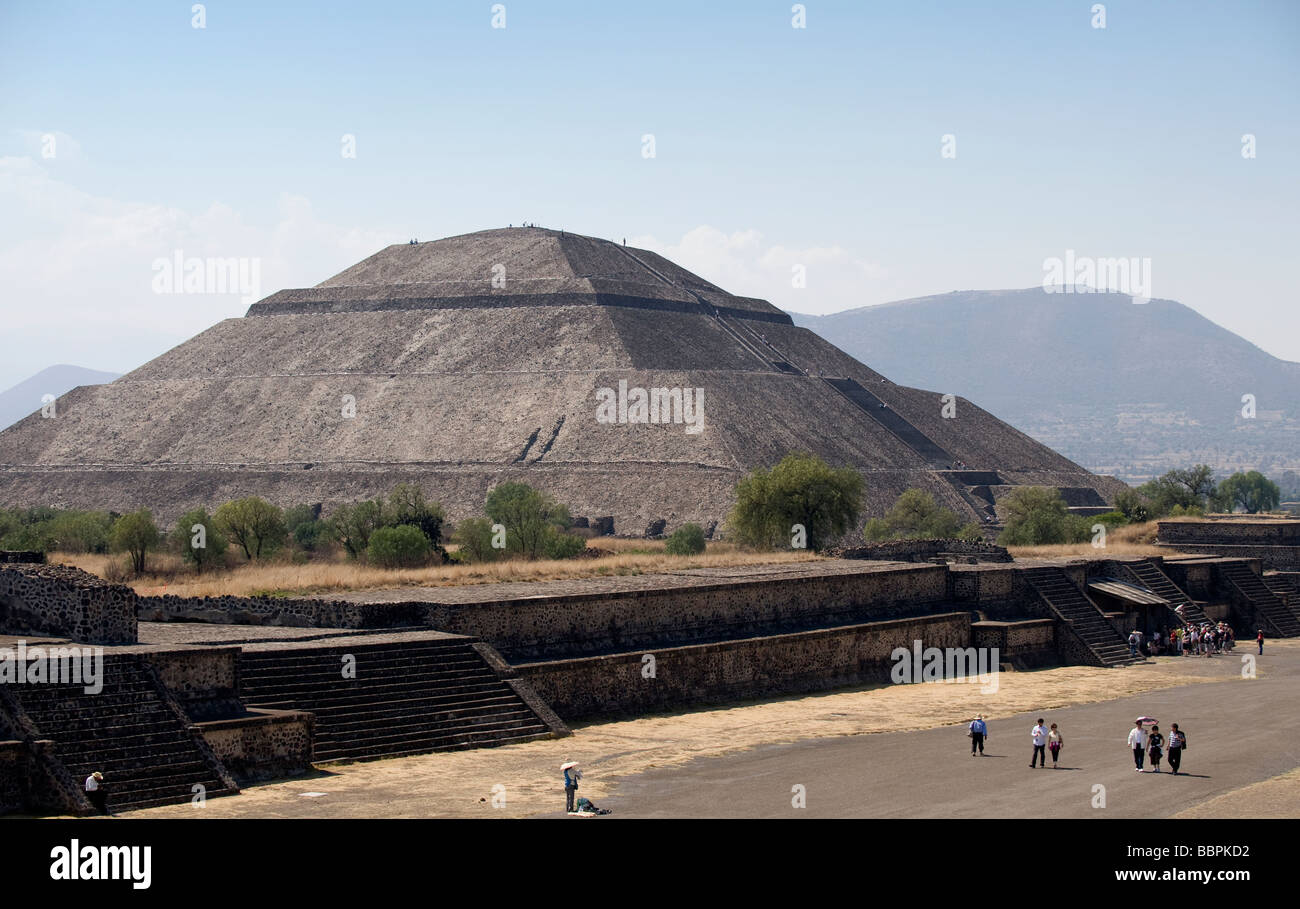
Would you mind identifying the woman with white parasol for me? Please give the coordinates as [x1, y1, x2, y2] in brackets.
[561, 761, 582, 813]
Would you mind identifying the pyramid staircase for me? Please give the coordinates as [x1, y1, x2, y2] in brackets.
[9, 653, 237, 812]
[1220, 563, 1300, 637]
[1023, 567, 1139, 666]
[1123, 559, 1208, 625]
[237, 639, 558, 763]
[940, 469, 1002, 525]
[821, 377, 953, 468]
[1262, 573, 1298, 610]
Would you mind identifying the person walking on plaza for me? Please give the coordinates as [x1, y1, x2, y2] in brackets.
[1048, 723, 1063, 768]
[1257, 629, 1265, 655]
[1128, 720, 1147, 771]
[1128, 630, 1140, 658]
[84, 771, 108, 815]
[1147, 725, 1165, 773]
[969, 714, 988, 756]
[561, 761, 581, 813]
[1030, 718, 1048, 768]
[1167, 724, 1187, 775]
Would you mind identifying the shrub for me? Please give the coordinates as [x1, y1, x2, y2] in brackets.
[541, 529, 587, 560]
[864, 489, 968, 541]
[664, 523, 707, 555]
[727, 452, 863, 551]
[998, 487, 1071, 546]
[367, 525, 432, 568]
[451, 517, 502, 564]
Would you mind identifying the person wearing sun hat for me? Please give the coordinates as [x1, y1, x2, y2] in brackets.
[561, 761, 581, 813]
[84, 771, 108, 814]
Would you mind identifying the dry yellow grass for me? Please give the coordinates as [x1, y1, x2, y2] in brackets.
[1006, 520, 1167, 560]
[52, 544, 824, 599]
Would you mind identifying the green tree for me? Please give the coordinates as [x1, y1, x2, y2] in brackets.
[485, 482, 572, 560]
[327, 500, 385, 559]
[665, 523, 707, 556]
[214, 497, 287, 560]
[998, 487, 1072, 546]
[171, 508, 228, 573]
[367, 524, 432, 568]
[451, 517, 502, 564]
[284, 504, 325, 552]
[727, 452, 863, 552]
[1217, 471, 1281, 514]
[863, 489, 976, 541]
[1112, 488, 1151, 523]
[383, 483, 446, 547]
[1137, 465, 1220, 518]
[110, 510, 159, 576]
[45, 510, 114, 554]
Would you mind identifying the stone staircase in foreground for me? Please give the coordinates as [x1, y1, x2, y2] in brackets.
[1220, 563, 1300, 637]
[1263, 573, 1298, 610]
[238, 639, 557, 763]
[1024, 567, 1139, 666]
[1123, 559, 1209, 625]
[9, 653, 237, 812]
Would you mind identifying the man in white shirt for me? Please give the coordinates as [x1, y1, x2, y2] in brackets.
[1030, 719, 1048, 768]
[1127, 721, 1147, 771]
[84, 771, 108, 814]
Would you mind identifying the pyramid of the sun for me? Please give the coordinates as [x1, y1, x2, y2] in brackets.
[0, 227, 1123, 534]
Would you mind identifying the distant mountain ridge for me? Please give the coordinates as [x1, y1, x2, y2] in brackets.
[0, 366, 121, 431]
[791, 288, 1300, 482]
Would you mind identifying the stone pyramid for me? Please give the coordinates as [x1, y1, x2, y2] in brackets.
[0, 227, 1123, 535]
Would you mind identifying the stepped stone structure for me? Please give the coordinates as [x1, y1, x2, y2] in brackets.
[0, 227, 1124, 531]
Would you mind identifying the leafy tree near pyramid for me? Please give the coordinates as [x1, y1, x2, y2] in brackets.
[727, 452, 863, 552]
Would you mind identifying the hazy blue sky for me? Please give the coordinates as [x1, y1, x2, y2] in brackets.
[2, 0, 1297, 390]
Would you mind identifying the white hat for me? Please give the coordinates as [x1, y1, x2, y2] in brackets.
[560, 761, 579, 771]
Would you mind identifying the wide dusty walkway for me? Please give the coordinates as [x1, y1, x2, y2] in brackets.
[595, 649, 1300, 818]
[124, 641, 1297, 820]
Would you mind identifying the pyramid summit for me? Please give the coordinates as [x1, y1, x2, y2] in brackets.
[0, 227, 1123, 533]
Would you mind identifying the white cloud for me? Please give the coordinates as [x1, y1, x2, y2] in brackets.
[629, 225, 888, 315]
[0, 157, 400, 387]
[11, 129, 85, 163]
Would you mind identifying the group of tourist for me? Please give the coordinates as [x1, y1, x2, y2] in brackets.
[1128, 719, 1189, 774]
[1157, 621, 1236, 656]
[965, 716, 1191, 775]
[1128, 618, 1264, 658]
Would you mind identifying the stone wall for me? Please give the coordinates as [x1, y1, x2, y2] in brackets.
[141, 565, 951, 660]
[0, 564, 137, 644]
[515, 612, 972, 718]
[1157, 521, 1300, 570]
[971, 619, 1056, 668]
[839, 539, 1013, 563]
[196, 708, 315, 784]
[0, 551, 45, 564]
[145, 648, 243, 721]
